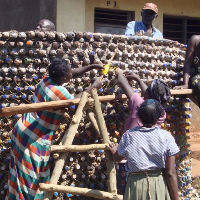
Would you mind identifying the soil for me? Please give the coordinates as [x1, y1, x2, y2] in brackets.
[189, 133, 200, 197]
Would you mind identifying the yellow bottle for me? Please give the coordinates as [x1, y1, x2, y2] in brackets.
[101, 64, 110, 75]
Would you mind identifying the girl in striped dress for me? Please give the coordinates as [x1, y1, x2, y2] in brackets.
[6, 58, 103, 200]
[116, 70, 171, 195]
[109, 99, 180, 200]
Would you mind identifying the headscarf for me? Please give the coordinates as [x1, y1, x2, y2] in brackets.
[149, 79, 171, 103]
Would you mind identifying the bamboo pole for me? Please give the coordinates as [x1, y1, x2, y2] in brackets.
[91, 88, 117, 195]
[88, 110, 101, 136]
[40, 183, 123, 200]
[170, 89, 193, 95]
[0, 94, 127, 117]
[43, 92, 88, 200]
[50, 143, 108, 152]
[0, 89, 193, 117]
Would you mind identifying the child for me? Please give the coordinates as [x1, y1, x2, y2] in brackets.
[117, 70, 171, 132]
[109, 99, 179, 200]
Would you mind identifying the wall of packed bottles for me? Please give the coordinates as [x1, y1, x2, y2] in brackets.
[0, 30, 193, 199]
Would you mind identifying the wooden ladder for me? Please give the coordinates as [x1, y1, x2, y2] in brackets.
[40, 89, 123, 200]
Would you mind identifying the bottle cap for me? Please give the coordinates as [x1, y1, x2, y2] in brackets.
[22, 94, 26, 99]
[90, 184, 95, 189]
[16, 87, 21, 91]
[65, 166, 69, 170]
[99, 88, 103, 92]
[71, 105, 75, 109]
[33, 75, 38, 80]
[54, 192, 58, 196]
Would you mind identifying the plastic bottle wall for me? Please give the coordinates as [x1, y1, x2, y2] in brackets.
[0, 30, 192, 199]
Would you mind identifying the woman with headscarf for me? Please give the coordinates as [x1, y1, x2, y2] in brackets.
[116, 70, 171, 195]
[109, 99, 179, 200]
[6, 58, 104, 200]
[117, 70, 171, 132]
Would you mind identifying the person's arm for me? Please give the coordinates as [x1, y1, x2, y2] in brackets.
[108, 142, 124, 162]
[183, 36, 197, 86]
[174, 35, 197, 89]
[72, 64, 104, 78]
[164, 156, 179, 200]
[74, 78, 102, 98]
[117, 70, 134, 99]
[126, 72, 148, 95]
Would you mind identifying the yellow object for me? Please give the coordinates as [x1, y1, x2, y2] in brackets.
[59, 124, 65, 130]
[102, 64, 110, 75]
[184, 102, 190, 107]
[101, 51, 116, 76]
[113, 138, 118, 143]
[185, 126, 190, 130]
[53, 153, 59, 159]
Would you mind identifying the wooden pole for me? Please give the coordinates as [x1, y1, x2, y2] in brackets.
[0, 89, 193, 117]
[40, 183, 123, 200]
[170, 89, 193, 95]
[43, 92, 88, 200]
[91, 88, 117, 195]
[50, 143, 108, 152]
[0, 94, 127, 117]
[88, 110, 101, 136]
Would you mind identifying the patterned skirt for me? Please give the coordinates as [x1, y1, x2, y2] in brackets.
[124, 170, 171, 200]
[6, 120, 51, 200]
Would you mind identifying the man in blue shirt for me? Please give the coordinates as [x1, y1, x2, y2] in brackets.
[125, 3, 163, 38]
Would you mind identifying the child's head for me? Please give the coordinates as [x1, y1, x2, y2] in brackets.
[144, 79, 171, 104]
[137, 99, 165, 126]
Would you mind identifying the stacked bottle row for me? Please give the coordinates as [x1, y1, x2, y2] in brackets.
[0, 31, 185, 87]
[162, 97, 193, 200]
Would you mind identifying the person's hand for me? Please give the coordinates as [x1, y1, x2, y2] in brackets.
[108, 142, 118, 155]
[92, 77, 103, 89]
[116, 69, 125, 82]
[116, 68, 124, 77]
[135, 30, 144, 36]
[90, 64, 104, 70]
[116, 68, 123, 76]
[173, 85, 189, 90]
[126, 72, 140, 81]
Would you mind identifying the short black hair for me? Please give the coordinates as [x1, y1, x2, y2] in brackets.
[48, 58, 71, 82]
[148, 79, 171, 104]
[137, 99, 165, 126]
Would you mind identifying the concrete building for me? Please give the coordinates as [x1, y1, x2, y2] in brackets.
[57, 0, 200, 44]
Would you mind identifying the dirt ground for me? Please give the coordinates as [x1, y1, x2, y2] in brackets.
[189, 133, 200, 195]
